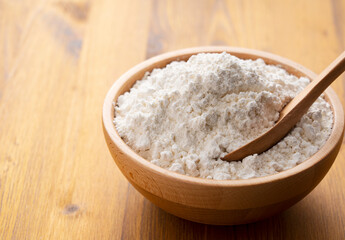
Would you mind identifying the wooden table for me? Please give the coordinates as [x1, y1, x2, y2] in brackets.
[1, 0, 345, 239]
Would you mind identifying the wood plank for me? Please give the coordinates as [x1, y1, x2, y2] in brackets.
[0, 0, 151, 239]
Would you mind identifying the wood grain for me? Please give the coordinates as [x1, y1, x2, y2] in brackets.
[0, 0, 344, 239]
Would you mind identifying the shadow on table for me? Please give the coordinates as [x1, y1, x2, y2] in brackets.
[120, 185, 332, 240]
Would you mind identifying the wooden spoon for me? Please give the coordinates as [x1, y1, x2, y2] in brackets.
[222, 51, 345, 162]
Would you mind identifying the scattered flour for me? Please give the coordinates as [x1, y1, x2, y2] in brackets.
[114, 53, 333, 180]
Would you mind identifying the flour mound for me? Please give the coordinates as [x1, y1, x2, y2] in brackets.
[114, 53, 333, 180]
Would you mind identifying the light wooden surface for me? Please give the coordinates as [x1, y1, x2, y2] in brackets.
[1, 0, 345, 239]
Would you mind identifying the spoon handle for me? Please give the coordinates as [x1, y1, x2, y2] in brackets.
[279, 51, 345, 120]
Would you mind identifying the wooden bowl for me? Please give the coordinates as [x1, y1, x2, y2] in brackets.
[102, 47, 344, 225]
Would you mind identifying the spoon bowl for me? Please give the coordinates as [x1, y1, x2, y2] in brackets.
[103, 47, 344, 225]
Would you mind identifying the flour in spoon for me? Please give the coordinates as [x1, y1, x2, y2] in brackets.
[114, 53, 333, 180]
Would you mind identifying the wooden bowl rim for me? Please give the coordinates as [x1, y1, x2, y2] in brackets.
[103, 46, 344, 187]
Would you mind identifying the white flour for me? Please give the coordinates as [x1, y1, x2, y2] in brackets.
[114, 53, 333, 180]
